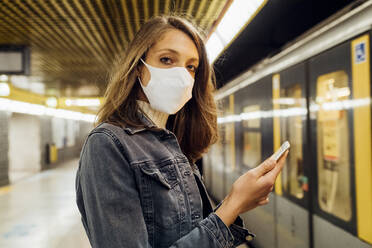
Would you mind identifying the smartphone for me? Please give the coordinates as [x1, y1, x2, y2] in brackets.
[272, 141, 290, 162]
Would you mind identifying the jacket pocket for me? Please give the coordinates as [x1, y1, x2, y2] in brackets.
[136, 159, 183, 229]
[138, 163, 174, 189]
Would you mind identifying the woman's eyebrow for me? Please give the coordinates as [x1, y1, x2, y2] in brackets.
[156, 48, 199, 63]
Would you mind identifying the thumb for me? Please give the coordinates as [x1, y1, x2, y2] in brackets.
[265, 150, 289, 180]
[254, 158, 276, 177]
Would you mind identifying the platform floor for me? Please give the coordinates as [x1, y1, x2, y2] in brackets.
[0, 159, 91, 248]
[0, 158, 249, 248]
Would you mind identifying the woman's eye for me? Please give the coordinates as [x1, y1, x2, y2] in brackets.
[160, 57, 172, 64]
[187, 65, 196, 72]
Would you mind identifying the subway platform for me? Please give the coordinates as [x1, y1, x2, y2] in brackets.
[1, 1, 371, 247]
[0, 159, 90, 248]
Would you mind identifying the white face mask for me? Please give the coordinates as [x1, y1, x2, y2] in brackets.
[138, 58, 195, 114]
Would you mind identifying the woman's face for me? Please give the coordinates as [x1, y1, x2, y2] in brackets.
[138, 29, 199, 87]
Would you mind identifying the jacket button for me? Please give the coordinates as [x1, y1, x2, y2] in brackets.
[246, 235, 253, 241]
[193, 213, 200, 219]
[184, 171, 191, 176]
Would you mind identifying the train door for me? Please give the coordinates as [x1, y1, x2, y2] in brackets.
[221, 95, 237, 201]
[272, 63, 310, 248]
[235, 76, 275, 248]
[308, 34, 372, 247]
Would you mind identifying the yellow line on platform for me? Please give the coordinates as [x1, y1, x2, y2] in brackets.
[0, 185, 12, 195]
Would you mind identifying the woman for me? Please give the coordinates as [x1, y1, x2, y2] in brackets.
[76, 15, 288, 248]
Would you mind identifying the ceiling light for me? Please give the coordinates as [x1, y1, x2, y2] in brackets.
[0, 82, 10, 96]
[46, 97, 58, 108]
[0, 75, 8, 82]
[64, 98, 101, 107]
[0, 98, 96, 122]
[65, 99, 72, 106]
[206, 0, 265, 64]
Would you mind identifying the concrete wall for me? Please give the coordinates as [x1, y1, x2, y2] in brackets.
[53, 119, 93, 165]
[0, 111, 93, 187]
[8, 113, 41, 182]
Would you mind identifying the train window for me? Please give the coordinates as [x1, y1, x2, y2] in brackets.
[221, 95, 236, 171]
[279, 84, 306, 199]
[242, 105, 261, 169]
[242, 105, 260, 128]
[316, 71, 352, 221]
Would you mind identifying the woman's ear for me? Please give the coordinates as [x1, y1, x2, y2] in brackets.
[135, 63, 142, 78]
[136, 63, 146, 87]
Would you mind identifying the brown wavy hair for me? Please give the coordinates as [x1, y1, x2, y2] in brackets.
[96, 15, 218, 163]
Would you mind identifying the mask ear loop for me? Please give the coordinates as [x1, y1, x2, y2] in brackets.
[140, 58, 152, 69]
[138, 76, 144, 86]
[137, 58, 152, 87]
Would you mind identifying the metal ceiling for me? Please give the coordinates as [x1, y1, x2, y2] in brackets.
[0, 0, 228, 97]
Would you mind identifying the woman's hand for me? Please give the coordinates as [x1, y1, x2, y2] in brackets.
[215, 151, 288, 226]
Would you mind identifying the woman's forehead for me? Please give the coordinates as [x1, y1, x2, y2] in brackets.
[150, 29, 199, 61]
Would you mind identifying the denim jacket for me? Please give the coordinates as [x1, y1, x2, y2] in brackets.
[75, 111, 254, 248]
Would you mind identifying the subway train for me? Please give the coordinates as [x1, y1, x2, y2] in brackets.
[203, 1, 372, 248]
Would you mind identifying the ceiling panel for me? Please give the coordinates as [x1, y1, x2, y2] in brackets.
[0, 0, 227, 96]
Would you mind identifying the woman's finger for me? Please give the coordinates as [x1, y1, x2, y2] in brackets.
[257, 197, 269, 205]
[257, 196, 268, 202]
[252, 158, 276, 177]
[258, 192, 271, 202]
[264, 150, 289, 181]
[277, 149, 289, 164]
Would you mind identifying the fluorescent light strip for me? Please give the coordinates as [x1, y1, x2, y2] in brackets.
[0, 98, 96, 122]
[206, 0, 265, 63]
[0, 82, 10, 96]
[65, 98, 101, 107]
[218, 107, 308, 124]
[217, 98, 371, 124]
